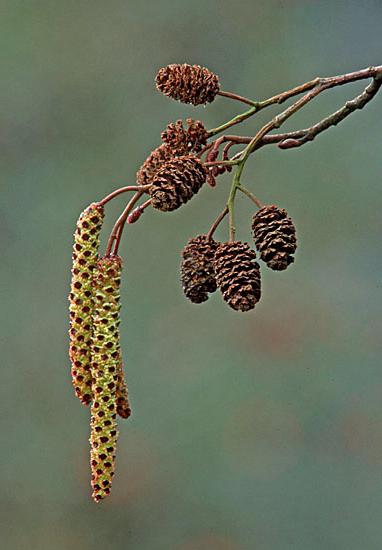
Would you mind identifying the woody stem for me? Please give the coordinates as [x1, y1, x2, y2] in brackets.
[105, 190, 145, 256]
[206, 206, 229, 241]
[217, 90, 258, 107]
[99, 185, 151, 206]
[227, 162, 245, 242]
[237, 185, 263, 208]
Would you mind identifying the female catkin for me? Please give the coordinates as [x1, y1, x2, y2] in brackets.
[90, 255, 125, 502]
[69, 203, 104, 405]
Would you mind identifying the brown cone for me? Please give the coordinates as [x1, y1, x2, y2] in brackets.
[155, 63, 220, 106]
[161, 119, 208, 154]
[149, 156, 207, 212]
[180, 235, 219, 304]
[213, 242, 261, 312]
[252, 205, 297, 271]
[136, 143, 174, 187]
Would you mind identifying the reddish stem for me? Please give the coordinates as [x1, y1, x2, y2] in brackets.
[105, 191, 144, 256]
[99, 185, 150, 206]
[206, 207, 229, 241]
[217, 90, 258, 107]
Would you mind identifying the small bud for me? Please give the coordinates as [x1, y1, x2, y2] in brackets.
[127, 207, 143, 224]
[278, 138, 302, 149]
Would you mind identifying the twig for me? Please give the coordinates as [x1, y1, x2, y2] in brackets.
[239, 84, 328, 163]
[237, 185, 263, 208]
[99, 185, 150, 206]
[204, 160, 239, 167]
[105, 190, 144, 256]
[229, 74, 382, 159]
[208, 65, 382, 138]
[278, 75, 382, 148]
[208, 105, 258, 137]
[266, 64, 382, 107]
[206, 207, 229, 241]
[217, 90, 258, 107]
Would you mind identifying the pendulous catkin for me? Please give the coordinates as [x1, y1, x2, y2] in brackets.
[180, 235, 219, 303]
[155, 63, 220, 105]
[149, 155, 207, 212]
[69, 203, 104, 406]
[213, 242, 261, 312]
[90, 255, 123, 502]
[252, 205, 297, 270]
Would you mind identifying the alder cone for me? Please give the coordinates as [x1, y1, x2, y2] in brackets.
[252, 205, 297, 271]
[90, 256, 123, 502]
[180, 235, 219, 304]
[213, 242, 261, 312]
[161, 119, 208, 154]
[137, 120, 208, 187]
[69, 203, 104, 406]
[149, 156, 207, 212]
[136, 143, 174, 187]
[155, 63, 220, 106]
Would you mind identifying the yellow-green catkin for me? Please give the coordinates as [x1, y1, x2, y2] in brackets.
[116, 359, 132, 419]
[69, 203, 104, 405]
[90, 256, 123, 502]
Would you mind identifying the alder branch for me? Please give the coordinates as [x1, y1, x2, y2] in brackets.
[208, 65, 382, 137]
[277, 74, 382, 149]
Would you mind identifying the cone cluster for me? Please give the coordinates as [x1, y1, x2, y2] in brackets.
[155, 63, 220, 105]
[136, 119, 208, 188]
[149, 155, 207, 212]
[69, 203, 104, 405]
[252, 205, 297, 270]
[181, 235, 219, 304]
[213, 242, 261, 312]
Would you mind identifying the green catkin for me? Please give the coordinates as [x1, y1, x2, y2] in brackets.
[69, 203, 104, 405]
[116, 358, 132, 419]
[90, 256, 123, 502]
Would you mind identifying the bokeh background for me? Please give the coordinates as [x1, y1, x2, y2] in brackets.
[2, 1, 382, 549]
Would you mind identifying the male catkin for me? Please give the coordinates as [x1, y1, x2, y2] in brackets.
[90, 256, 123, 502]
[69, 203, 104, 405]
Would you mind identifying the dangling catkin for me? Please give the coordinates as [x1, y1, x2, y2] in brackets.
[90, 255, 124, 502]
[69, 203, 104, 405]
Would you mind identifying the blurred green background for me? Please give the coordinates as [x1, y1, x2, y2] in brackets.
[2, 1, 382, 549]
